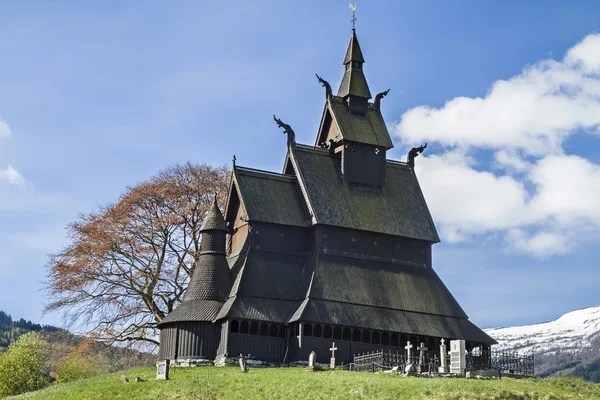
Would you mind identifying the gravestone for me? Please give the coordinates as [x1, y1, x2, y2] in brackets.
[417, 342, 428, 373]
[239, 353, 248, 373]
[439, 338, 449, 373]
[329, 342, 337, 369]
[450, 340, 466, 375]
[404, 341, 413, 359]
[156, 360, 169, 380]
[308, 351, 316, 368]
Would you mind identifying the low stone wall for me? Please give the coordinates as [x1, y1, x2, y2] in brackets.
[171, 358, 215, 367]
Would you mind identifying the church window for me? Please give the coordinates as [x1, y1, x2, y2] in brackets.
[372, 331, 380, 345]
[400, 335, 408, 348]
[343, 328, 351, 341]
[304, 323, 313, 337]
[375, 148, 380, 155]
[427, 338, 435, 351]
[390, 333, 399, 347]
[269, 324, 278, 337]
[250, 322, 259, 335]
[279, 326, 286, 338]
[240, 321, 249, 334]
[381, 332, 390, 346]
[313, 324, 323, 338]
[333, 327, 342, 340]
[230, 320, 239, 333]
[323, 326, 332, 339]
[259, 323, 269, 336]
[352, 329, 361, 342]
[362, 331, 371, 343]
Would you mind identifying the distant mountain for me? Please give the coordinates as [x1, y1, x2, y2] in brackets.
[485, 306, 600, 382]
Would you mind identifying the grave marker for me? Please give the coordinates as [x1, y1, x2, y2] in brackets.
[156, 360, 169, 380]
[439, 339, 449, 373]
[450, 340, 466, 375]
[329, 342, 338, 369]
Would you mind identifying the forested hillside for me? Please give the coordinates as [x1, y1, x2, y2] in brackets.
[0, 310, 62, 350]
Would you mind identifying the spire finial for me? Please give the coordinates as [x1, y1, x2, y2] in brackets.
[232, 155, 236, 167]
[348, 2, 357, 30]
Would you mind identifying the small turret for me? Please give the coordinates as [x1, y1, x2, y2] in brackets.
[338, 30, 371, 115]
[185, 197, 230, 302]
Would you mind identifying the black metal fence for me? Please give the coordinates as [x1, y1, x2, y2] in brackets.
[353, 350, 439, 373]
[353, 349, 534, 376]
[467, 349, 534, 376]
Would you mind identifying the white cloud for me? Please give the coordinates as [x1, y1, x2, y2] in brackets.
[0, 119, 11, 140]
[505, 229, 574, 258]
[394, 33, 600, 257]
[394, 33, 600, 156]
[0, 165, 28, 189]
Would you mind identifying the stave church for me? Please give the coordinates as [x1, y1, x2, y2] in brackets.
[158, 24, 496, 366]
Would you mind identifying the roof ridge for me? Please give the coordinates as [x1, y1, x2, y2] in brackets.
[236, 166, 297, 181]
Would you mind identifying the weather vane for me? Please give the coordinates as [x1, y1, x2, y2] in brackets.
[348, 2, 357, 29]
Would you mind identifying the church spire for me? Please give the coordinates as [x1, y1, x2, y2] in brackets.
[337, 30, 371, 100]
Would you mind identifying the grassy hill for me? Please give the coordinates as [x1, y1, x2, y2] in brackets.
[11, 366, 600, 400]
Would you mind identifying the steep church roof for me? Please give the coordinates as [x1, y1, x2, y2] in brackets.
[338, 30, 371, 99]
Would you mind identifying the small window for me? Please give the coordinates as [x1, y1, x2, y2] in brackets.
[352, 329, 361, 342]
[343, 328, 352, 341]
[375, 148, 380, 155]
[391, 333, 399, 347]
[314, 324, 323, 338]
[304, 323, 313, 337]
[269, 324, 278, 337]
[372, 331, 380, 345]
[259, 323, 269, 336]
[230, 320, 239, 333]
[381, 332, 390, 346]
[249, 322, 259, 335]
[362, 331, 371, 343]
[323, 326, 332, 339]
[333, 327, 342, 340]
[240, 321, 249, 334]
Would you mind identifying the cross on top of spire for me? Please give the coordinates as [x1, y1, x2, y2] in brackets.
[348, 2, 357, 30]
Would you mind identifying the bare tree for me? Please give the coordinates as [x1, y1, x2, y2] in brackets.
[45, 163, 229, 348]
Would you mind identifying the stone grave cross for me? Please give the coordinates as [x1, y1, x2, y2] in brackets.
[417, 342, 428, 373]
[404, 341, 413, 359]
[329, 342, 338, 369]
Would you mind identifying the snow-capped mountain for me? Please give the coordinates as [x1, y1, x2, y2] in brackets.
[485, 306, 600, 356]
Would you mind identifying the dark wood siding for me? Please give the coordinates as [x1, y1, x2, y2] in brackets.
[319, 226, 430, 267]
[228, 334, 287, 362]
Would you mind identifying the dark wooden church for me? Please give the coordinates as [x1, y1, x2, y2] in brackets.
[158, 29, 496, 365]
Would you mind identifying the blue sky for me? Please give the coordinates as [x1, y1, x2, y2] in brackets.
[1, 1, 600, 330]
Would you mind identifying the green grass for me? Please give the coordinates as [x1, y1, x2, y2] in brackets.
[9, 367, 600, 400]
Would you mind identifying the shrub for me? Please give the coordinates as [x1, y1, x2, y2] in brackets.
[0, 332, 51, 398]
[56, 349, 106, 383]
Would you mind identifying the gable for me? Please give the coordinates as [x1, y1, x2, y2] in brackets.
[290, 145, 440, 242]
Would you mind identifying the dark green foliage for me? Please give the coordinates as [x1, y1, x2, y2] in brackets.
[0, 310, 62, 351]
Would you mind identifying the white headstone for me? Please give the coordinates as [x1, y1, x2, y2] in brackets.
[439, 338, 448, 373]
[450, 340, 466, 375]
[156, 360, 169, 380]
[308, 351, 316, 368]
